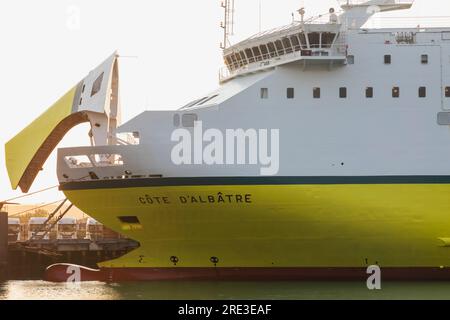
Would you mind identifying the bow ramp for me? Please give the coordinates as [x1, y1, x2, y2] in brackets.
[5, 52, 122, 193]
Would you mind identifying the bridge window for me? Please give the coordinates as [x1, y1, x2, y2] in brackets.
[321, 33, 335, 48]
[260, 88, 269, 99]
[252, 47, 262, 61]
[230, 54, 239, 68]
[392, 87, 400, 98]
[267, 42, 277, 57]
[231, 53, 240, 67]
[384, 55, 392, 64]
[313, 87, 321, 99]
[225, 56, 233, 69]
[233, 53, 243, 67]
[308, 33, 320, 49]
[245, 48, 255, 63]
[239, 51, 247, 65]
[421, 54, 428, 64]
[366, 87, 374, 98]
[290, 35, 300, 50]
[419, 87, 427, 98]
[339, 87, 347, 98]
[282, 37, 293, 54]
[275, 40, 284, 54]
[298, 33, 307, 48]
[259, 45, 269, 59]
[287, 88, 294, 99]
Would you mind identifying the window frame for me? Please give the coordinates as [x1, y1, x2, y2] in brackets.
[260, 88, 269, 99]
[384, 54, 392, 64]
[421, 54, 429, 64]
[392, 86, 400, 98]
[366, 87, 374, 98]
[313, 87, 321, 99]
[339, 87, 347, 99]
[287, 88, 295, 99]
[418, 86, 427, 98]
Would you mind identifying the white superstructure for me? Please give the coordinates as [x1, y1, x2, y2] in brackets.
[55, 0, 450, 184]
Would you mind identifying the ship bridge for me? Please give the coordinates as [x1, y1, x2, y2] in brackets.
[220, 19, 347, 83]
[219, 0, 416, 83]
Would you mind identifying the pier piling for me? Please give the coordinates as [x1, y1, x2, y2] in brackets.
[0, 212, 7, 279]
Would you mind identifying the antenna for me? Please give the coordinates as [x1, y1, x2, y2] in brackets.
[259, 0, 262, 32]
[297, 0, 306, 24]
[220, 0, 235, 50]
[298, 7, 306, 24]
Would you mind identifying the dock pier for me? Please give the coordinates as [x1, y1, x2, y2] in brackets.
[0, 210, 140, 280]
[6, 238, 139, 280]
[0, 212, 7, 280]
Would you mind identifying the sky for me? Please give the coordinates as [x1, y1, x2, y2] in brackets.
[0, 0, 447, 206]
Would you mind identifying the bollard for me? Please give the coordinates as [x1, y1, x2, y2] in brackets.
[0, 212, 8, 279]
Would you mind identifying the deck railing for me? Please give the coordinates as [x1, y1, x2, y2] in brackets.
[220, 44, 347, 82]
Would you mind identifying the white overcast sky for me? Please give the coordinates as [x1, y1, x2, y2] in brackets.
[0, 0, 447, 205]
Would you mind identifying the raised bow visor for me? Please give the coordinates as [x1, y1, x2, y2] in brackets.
[5, 52, 122, 193]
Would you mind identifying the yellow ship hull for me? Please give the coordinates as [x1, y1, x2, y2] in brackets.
[60, 177, 450, 280]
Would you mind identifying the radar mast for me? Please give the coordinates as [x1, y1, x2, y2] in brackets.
[220, 0, 235, 50]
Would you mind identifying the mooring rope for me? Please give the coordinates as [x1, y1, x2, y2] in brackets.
[9, 199, 66, 218]
[2, 185, 59, 203]
[2, 173, 91, 205]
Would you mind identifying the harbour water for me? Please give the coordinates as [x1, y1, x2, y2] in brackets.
[2, 281, 450, 300]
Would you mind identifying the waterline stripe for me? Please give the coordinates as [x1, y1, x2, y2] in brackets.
[60, 175, 450, 190]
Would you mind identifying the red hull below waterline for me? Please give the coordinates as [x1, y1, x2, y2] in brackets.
[44, 264, 450, 282]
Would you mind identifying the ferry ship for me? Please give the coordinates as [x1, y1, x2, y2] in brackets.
[6, 0, 450, 281]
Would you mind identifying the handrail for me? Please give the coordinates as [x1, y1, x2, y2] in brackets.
[220, 44, 347, 82]
[226, 44, 347, 71]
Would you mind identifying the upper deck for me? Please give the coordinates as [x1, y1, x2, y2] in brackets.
[219, 0, 419, 83]
[220, 19, 347, 83]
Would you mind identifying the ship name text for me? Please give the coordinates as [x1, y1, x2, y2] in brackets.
[138, 193, 253, 205]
